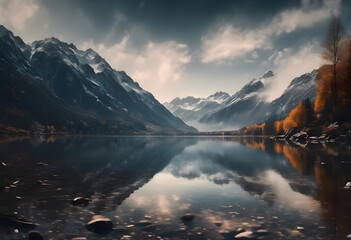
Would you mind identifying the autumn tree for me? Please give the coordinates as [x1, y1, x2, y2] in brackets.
[342, 37, 351, 104]
[321, 17, 345, 108]
[263, 121, 275, 135]
[275, 99, 315, 133]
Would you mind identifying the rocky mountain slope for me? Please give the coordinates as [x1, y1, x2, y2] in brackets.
[0, 25, 195, 134]
[165, 70, 317, 131]
[163, 91, 230, 123]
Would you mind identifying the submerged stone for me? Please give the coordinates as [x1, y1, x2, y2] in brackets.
[36, 180, 50, 186]
[36, 162, 48, 166]
[235, 230, 254, 238]
[28, 231, 43, 240]
[86, 215, 113, 234]
[180, 213, 195, 222]
[0, 215, 36, 229]
[255, 229, 270, 236]
[142, 224, 157, 232]
[214, 222, 223, 227]
[135, 220, 152, 227]
[71, 197, 89, 207]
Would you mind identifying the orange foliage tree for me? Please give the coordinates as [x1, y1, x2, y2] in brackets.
[274, 99, 314, 133]
[321, 17, 345, 107]
[315, 35, 351, 121]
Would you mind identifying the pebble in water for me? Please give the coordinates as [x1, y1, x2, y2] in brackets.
[36, 162, 48, 166]
[142, 225, 157, 232]
[86, 215, 113, 234]
[71, 197, 89, 207]
[36, 180, 50, 186]
[235, 230, 253, 238]
[0, 215, 36, 229]
[28, 231, 43, 240]
[180, 213, 195, 222]
[214, 222, 222, 227]
[255, 229, 270, 236]
[135, 220, 152, 227]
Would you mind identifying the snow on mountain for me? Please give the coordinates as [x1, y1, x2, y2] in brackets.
[166, 70, 317, 131]
[266, 70, 317, 121]
[164, 91, 230, 127]
[199, 70, 317, 130]
[198, 75, 268, 130]
[0, 25, 195, 134]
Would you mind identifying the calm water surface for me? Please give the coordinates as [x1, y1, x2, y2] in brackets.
[0, 136, 350, 239]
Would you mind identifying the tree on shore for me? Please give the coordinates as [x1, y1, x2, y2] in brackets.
[321, 17, 345, 108]
[344, 38, 351, 104]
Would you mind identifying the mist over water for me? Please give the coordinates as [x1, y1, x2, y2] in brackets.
[0, 136, 350, 239]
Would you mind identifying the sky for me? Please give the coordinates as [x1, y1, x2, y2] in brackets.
[0, 0, 350, 102]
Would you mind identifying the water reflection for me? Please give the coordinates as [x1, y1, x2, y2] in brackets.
[0, 136, 350, 239]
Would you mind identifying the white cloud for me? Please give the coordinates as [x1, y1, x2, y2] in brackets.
[272, 0, 341, 35]
[201, 0, 341, 64]
[0, 0, 38, 30]
[262, 41, 323, 101]
[201, 25, 271, 63]
[81, 34, 191, 96]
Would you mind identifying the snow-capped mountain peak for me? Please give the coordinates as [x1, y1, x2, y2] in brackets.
[208, 91, 230, 102]
[259, 70, 274, 79]
[0, 25, 195, 133]
[163, 92, 230, 127]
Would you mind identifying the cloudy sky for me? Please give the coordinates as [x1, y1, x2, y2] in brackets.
[1, 0, 350, 102]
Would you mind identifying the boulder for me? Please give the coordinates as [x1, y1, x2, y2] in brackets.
[318, 134, 326, 140]
[290, 132, 308, 143]
[284, 128, 299, 139]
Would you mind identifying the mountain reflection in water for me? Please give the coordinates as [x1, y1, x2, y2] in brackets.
[0, 136, 350, 239]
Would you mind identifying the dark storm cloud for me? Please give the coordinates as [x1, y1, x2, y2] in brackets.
[35, 0, 302, 47]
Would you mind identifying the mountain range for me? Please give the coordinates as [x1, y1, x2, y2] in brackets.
[164, 70, 317, 131]
[163, 91, 230, 127]
[0, 25, 195, 134]
[0, 24, 319, 134]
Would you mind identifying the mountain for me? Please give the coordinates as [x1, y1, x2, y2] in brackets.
[200, 70, 317, 130]
[163, 91, 230, 129]
[165, 70, 317, 131]
[199, 73, 270, 129]
[266, 70, 317, 121]
[0, 25, 196, 134]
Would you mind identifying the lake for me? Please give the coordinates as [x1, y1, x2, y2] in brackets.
[0, 136, 350, 239]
